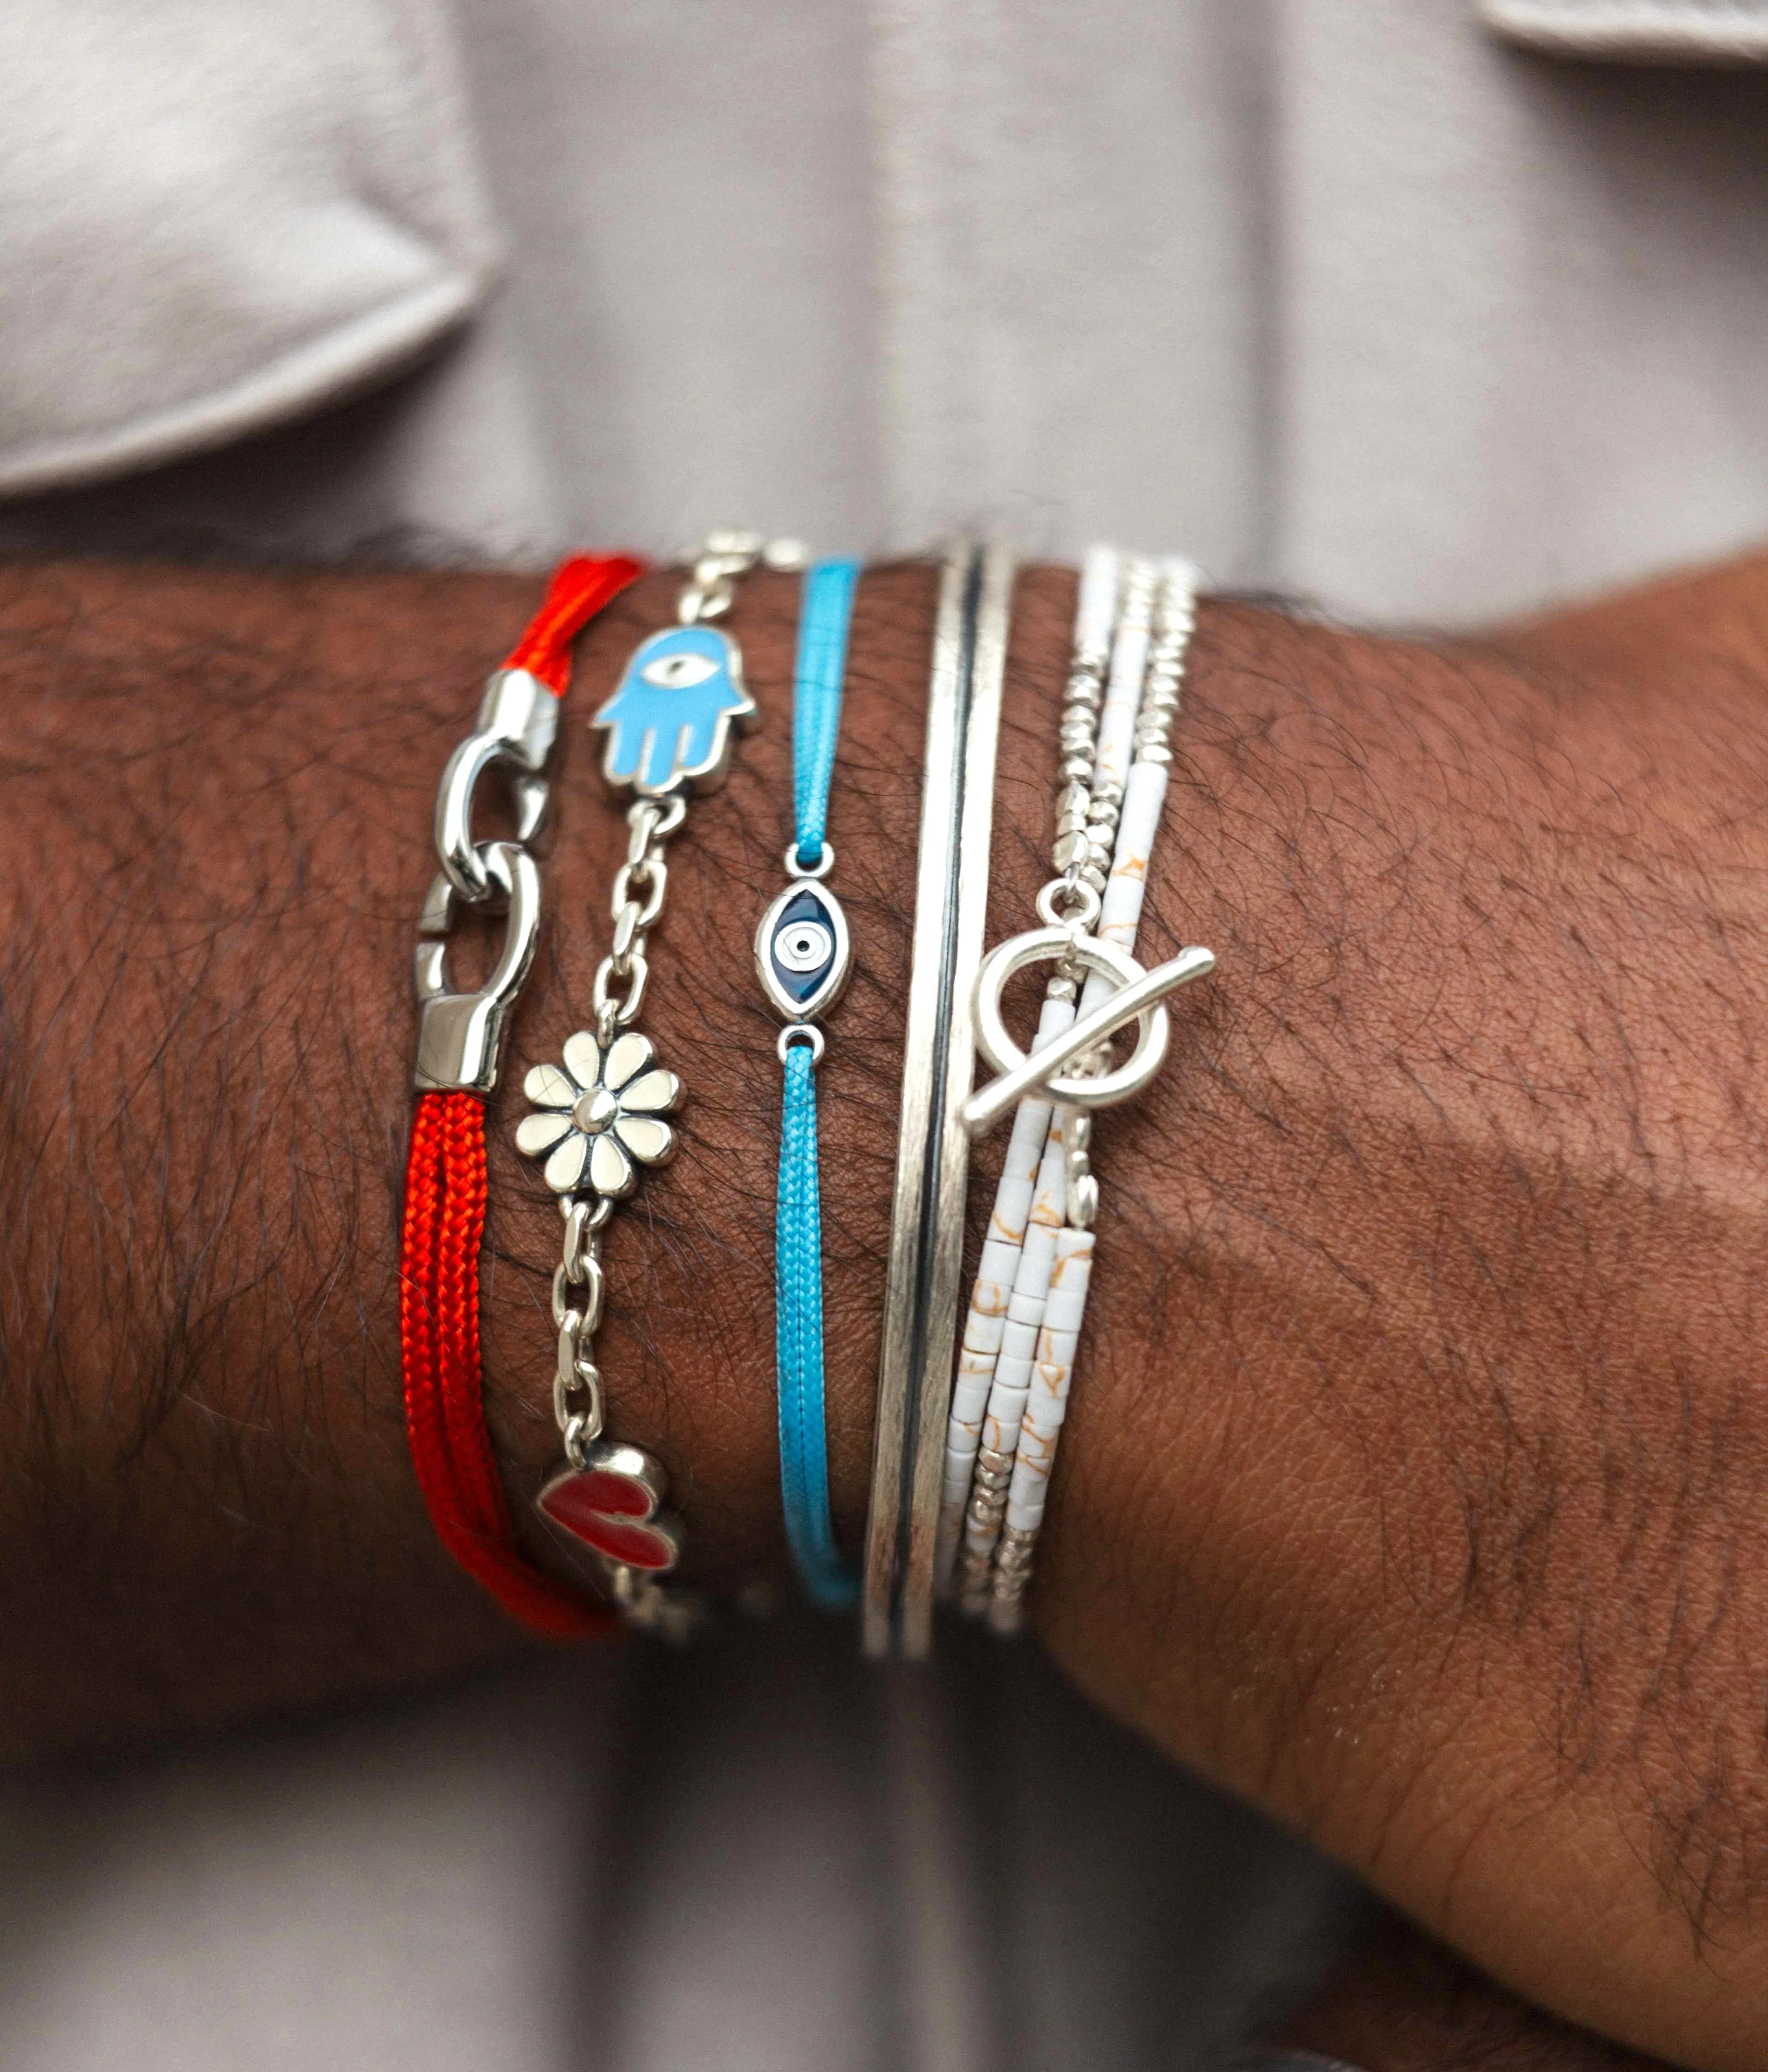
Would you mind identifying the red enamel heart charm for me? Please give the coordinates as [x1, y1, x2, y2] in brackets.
[536, 1441, 685, 1573]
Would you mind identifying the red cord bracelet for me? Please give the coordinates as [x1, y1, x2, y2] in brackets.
[400, 554, 641, 1639]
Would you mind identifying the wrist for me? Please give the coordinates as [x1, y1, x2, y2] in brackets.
[477, 560, 1092, 1588]
[1034, 583, 1768, 2070]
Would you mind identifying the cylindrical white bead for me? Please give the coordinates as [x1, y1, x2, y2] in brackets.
[1025, 1112, 1068, 1236]
[938, 1440, 981, 1573]
[936, 991, 1076, 1582]
[1005, 1228, 1094, 1531]
[1096, 759, 1169, 959]
[1075, 544, 1121, 666]
[986, 1221, 1058, 1420]
[956, 1203, 1060, 1570]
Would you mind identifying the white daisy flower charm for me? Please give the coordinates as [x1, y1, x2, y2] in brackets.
[515, 1030, 681, 1199]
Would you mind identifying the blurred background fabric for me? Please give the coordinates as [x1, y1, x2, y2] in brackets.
[4, 3, 1768, 2067]
[0, 0, 498, 497]
[0, 1625, 1356, 2072]
[1482, 0, 1768, 61]
[6, 0, 1768, 618]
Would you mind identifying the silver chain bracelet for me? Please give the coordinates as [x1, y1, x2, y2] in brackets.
[515, 531, 805, 1634]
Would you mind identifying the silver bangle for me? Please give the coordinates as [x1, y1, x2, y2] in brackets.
[862, 539, 1015, 1657]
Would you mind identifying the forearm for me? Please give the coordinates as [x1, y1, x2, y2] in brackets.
[3, 554, 1767, 2067]
[0, 556, 952, 1745]
[1055, 561, 1768, 2066]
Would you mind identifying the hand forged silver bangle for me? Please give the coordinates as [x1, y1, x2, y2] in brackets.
[861, 538, 1015, 1658]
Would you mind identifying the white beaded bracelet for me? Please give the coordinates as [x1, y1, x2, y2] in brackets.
[946, 548, 1213, 1631]
[933, 546, 1127, 1594]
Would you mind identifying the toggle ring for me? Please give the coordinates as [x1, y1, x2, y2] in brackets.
[965, 926, 1216, 1136]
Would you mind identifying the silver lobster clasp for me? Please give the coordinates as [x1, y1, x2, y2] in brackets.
[434, 669, 560, 903]
[413, 838, 541, 1094]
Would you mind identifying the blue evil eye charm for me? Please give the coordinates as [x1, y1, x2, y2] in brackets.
[590, 625, 757, 797]
[755, 883, 851, 1021]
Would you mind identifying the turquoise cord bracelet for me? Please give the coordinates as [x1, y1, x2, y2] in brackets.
[755, 558, 862, 1607]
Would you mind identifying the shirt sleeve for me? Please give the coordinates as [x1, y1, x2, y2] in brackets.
[0, 0, 500, 498]
[1481, 0, 1768, 60]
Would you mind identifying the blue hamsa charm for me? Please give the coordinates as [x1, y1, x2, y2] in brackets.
[591, 624, 757, 797]
[755, 882, 852, 1021]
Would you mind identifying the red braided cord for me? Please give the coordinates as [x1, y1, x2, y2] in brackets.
[504, 553, 644, 690]
[401, 1094, 609, 1639]
[399, 553, 642, 1640]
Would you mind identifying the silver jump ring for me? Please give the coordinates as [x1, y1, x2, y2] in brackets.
[785, 840, 835, 880]
[778, 1023, 826, 1066]
[1035, 878, 1102, 930]
[562, 1405, 604, 1469]
[560, 1191, 614, 1236]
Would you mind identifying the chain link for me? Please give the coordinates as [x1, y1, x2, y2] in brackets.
[629, 795, 686, 858]
[610, 856, 668, 933]
[550, 1194, 612, 1462]
[592, 952, 650, 1030]
[590, 794, 679, 1032]
[675, 530, 808, 625]
[551, 1256, 605, 1335]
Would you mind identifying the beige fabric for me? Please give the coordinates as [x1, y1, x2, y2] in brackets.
[1483, 0, 1768, 59]
[0, 1630, 1354, 2072]
[7, 0, 1768, 623]
[0, 0, 497, 495]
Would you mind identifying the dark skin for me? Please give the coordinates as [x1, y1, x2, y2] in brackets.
[1281, 1914, 1677, 2071]
[1, 553, 1766, 2069]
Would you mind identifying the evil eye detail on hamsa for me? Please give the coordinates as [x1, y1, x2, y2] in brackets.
[755, 883, 851, 1020]
[590, 625, 757, 797]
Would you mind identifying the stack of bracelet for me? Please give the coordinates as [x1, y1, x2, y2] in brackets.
[939, 548, 1214, 1631]
[404, 539, 1212, 1649]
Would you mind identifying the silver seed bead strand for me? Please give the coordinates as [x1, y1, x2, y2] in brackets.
[988, 1524, 1037, 1633]
[956, 1446, 1015, 1613]
[1082, 555, 1156, 883]
[1052, 561, 1111, 880]
[1133, 556, 1200, 767]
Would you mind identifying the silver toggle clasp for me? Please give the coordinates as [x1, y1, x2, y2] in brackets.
[413, 838, 541, 1094]
[435, 668, 561, 902]
[964, 926, 1216, 1137]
